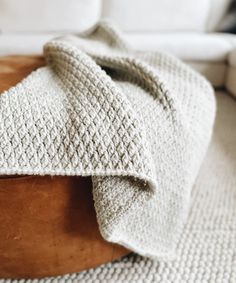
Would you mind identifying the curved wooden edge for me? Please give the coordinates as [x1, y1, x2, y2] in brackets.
[0, 176, 129, 279]
[0, 55, 45, 93]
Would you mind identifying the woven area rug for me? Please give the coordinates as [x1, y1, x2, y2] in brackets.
[1, 91, 235, 282]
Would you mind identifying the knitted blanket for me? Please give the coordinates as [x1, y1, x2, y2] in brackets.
[0, 22, 216, 259]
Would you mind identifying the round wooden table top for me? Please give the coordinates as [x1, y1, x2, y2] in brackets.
[0, 55, 129, 279]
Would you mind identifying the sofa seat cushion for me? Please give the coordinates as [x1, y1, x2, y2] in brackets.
[1, 32, 235, 62]
[1, 32, 234, 88]
[124, 32, 234, 62]
[0, 33, 58, 56]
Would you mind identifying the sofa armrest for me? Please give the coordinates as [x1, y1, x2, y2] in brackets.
[226, 48, 236, 97]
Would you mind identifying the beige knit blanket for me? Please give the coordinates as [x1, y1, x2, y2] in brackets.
[0, 22, 216, 259]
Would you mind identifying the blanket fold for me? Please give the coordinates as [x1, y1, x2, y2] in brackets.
[0, 22, 216, 259]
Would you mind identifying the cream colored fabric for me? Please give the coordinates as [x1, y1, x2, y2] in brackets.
[66, 92, 236, 282]
[2, 92, 234, 282]
[0, 22, 215, 259]
[65, 92, 236, 282]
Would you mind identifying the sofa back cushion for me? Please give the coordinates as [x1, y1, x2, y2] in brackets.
[102, 0, 230, 32]
[0, 0, 101, 33]
[0, 0, 231, 33]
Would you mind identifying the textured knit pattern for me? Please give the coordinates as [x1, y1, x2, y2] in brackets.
[1, 93, 234, 283]
[0, 22, 216, 259]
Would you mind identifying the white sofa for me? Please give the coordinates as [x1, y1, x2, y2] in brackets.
[0, 0, 236, 97]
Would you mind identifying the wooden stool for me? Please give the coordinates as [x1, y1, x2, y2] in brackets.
[0, 56, 129, 279]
